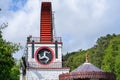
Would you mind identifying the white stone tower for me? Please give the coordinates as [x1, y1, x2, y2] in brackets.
[20, 2, 69, 80]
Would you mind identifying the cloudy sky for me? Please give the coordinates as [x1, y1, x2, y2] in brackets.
[0, 0, 120, 59]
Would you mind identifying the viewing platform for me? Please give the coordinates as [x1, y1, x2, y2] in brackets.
[27, 36, 62, 44]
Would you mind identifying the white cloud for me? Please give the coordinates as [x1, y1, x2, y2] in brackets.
[1, 0, 40, 58]
[0, 0, 120, 58]
[53, 0, 117, 53]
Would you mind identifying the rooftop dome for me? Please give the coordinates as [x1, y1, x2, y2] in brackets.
[72, 62, 103, 72]
[59, 53, 116, 80]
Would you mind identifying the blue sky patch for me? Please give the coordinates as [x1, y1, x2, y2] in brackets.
[9, 0, 27, 11]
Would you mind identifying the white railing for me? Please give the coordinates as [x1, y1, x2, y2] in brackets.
[27, 36, 62, 43]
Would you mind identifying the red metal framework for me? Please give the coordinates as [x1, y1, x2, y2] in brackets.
[27, 2, 62, 44]
[40, 2, 53, 42]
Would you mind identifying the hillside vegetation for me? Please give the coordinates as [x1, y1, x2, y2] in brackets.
[63, 34, 120, 80]
[0, 25, 20, 80]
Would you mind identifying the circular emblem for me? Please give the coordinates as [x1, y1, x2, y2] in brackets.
[35, 47, 54, 65]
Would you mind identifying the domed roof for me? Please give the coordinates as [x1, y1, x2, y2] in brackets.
[59, 54, 116, 80]
[72, 62, 103, 72]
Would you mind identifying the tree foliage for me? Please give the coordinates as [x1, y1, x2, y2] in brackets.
[0, 25, 20, 80]
[9, 60, 21, 80]
[63, 33, 120, 79]
[63, 50, 86, 71]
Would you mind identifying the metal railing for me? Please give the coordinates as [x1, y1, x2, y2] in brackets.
[27, 36, 62, 43]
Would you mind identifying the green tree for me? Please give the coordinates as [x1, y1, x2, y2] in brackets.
[0, 24, 20, 80]
[101, 35, 120, 80]
[63, 34, 120, 79]
[115, 53, 120, 80]
[91, 34, 113, 68]
[9, 59, 20, 80]
[63, 50, 86, 71]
